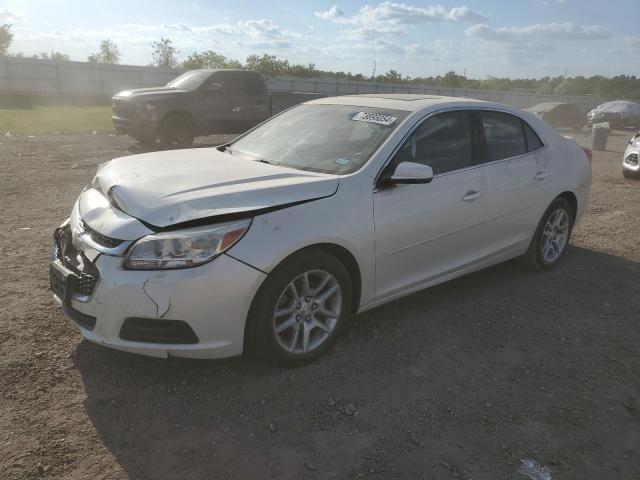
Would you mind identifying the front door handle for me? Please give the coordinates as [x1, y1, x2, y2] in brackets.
[463, 190, 482, 202]
[534, 171, 549, 180]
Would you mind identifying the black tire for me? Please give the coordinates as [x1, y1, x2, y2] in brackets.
[245, 249, 353, 366]
[159, 115, 194, 148]
[623, 169, 640, 180]
[521, 197, 574, 271]
[131, 133, 157, 149]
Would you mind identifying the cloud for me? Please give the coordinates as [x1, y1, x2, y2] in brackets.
[316, 2, 488, 36]
[465, 22, 609, 44]
[0, 8, 24, 22]
[315, 6, 345, 21]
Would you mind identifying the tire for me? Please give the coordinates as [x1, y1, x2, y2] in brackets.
[246, 249, 353, 365]
[131, 133, 156, 149]
[623, 169, 640, 180]
[159, 115, 194, 148]
[521, 198, 574, 271]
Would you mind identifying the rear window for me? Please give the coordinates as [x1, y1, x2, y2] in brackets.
[479, 111, 527, 161]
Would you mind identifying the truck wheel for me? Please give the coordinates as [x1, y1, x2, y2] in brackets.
[131, 134, 157, 149]
[159, 115, 194, 148]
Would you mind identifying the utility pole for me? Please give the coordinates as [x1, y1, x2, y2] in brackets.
[371, 61, 376, 80]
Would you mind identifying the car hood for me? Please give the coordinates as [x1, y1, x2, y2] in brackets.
[114, 87, 189, 99]
[92, 148, 339, 229]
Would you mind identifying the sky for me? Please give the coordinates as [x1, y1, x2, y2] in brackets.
[2, 0, 639, 79]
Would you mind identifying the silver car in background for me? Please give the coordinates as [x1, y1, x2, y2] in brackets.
[50, 95, 591, 365]
[623, 132, 640, 179]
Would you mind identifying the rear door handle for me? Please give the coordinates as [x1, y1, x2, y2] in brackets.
[534, 171, 549, 180]
[463, 190, 482, 202]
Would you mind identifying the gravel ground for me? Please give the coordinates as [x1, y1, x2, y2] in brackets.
[1, 130, 639, 480]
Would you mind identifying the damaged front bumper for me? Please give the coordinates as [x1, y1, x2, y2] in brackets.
[51, 211, 266, 359]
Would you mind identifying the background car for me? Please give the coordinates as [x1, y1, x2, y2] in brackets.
[525, 102, 586, 131]
[623, 131, 640, 179]
[112, 69, 324, 147]
[587, 100, 640, 128]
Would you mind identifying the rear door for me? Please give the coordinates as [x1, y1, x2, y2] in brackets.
[373, 110, 487, 298]
[474, 110, 549, 258]
[198, 71, 247, 132]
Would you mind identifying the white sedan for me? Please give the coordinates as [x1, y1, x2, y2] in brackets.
[50, 95, 592, 364]
[623, 132, 640, 179]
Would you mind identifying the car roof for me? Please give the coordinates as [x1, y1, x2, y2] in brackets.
[526, 102, 566, 111]
[308, 94, 489, 112]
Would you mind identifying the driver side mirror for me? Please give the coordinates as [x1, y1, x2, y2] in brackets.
[389, 161, 434, 184]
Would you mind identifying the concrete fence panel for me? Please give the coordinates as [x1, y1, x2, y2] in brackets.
[0, 56, 607, 110]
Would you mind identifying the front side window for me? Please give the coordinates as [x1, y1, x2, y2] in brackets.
[393, 111, 472, 175]
[230, 104, 408, 174]
[479, 111, 527, 161]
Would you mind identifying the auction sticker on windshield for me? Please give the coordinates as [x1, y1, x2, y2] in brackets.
[351, 112, 397, 126]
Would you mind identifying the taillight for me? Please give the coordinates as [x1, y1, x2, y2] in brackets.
[581, 147, 592, 162]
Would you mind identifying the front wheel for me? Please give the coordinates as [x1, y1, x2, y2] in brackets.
[521, 198, 574, 271]
[246, 249, 353, 365]
[159, 115, 194, 148]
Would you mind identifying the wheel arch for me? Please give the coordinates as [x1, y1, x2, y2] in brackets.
[161, 109, 195, 124]
[242, 242, 363, 354]
[556, 190, 578, 220]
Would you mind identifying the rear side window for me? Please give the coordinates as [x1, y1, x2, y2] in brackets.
[479, 111, 526, 161]
[523, 122, 544, 151]
[394, 111, 472, 175]
[244, 73, 266, 94]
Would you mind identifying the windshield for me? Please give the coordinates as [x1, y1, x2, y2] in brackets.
[229, 104, 407, 174]
[166, 71, 211, 90]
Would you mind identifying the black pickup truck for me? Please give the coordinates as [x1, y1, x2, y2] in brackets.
[112, 69, 322, 147]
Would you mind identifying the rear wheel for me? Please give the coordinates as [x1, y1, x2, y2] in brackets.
[246, 249, 352, 365]
[521, 198, 574, 271]
[159, 115, 194, 148]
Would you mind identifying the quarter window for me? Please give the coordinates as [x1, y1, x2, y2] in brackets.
[393, 111, 472, 175]
[479, 111, 526, 161]
[523, 122, 544, 151]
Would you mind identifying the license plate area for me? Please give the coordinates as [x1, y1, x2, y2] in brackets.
[50, 260, 75, 306]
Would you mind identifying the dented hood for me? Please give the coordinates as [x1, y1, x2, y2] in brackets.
[93, 148, 339, 228]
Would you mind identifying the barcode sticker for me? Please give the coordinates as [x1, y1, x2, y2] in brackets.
[351, 112, 397, 126]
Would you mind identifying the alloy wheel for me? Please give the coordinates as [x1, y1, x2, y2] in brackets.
[541, 208, 570, 263]
[272, 270, 342, 354]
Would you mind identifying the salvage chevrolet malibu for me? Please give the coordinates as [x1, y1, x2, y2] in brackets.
[50, 95, 591, 364]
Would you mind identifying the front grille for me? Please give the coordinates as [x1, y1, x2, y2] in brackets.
[112, 99, 137, 119]
[54, 223, 100, 297]
[81, 220, 124, 248]
[119, 318, 199, 344]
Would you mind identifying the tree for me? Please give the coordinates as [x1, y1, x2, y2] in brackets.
[0, 24, 13, 56]
[151, 37, 179, 68]
[38, 51, 70, 61]
[88, 39, 121, 64]
[182, 50, 240, 70]
[245, 54, 290, 76]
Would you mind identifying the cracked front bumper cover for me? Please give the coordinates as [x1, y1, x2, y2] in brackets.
[58, 252, 266, 359]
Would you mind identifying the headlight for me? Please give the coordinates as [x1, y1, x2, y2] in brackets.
[123, 219, 251, 270]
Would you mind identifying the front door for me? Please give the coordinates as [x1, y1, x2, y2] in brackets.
[373, 111, 487, 299]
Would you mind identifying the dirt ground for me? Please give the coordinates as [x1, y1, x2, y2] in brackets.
[1, 130, 639, 480]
